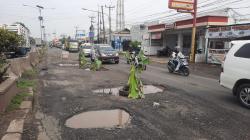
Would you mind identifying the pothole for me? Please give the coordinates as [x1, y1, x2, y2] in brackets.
[92, 85, 164, 96]
[65, 109, 131, 129]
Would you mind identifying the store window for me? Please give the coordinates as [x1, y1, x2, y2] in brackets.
[234, 43, 250, 58]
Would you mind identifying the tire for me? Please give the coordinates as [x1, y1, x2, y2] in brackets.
[237, 83, 250, 109]
[182, 67, 190, 76]
[115, 60, 119, 64]
[168, 67, 174, 73]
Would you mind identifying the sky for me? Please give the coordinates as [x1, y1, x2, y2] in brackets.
[0, 0, 250, 39]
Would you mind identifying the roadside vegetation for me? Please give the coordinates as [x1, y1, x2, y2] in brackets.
[6, 93, 31, 112]
[6, 69, 38, 112]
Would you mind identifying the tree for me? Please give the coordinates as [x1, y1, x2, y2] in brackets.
[0, 28, 25, 53]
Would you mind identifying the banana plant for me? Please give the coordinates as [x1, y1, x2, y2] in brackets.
[90, 59, 102, 71]
[79, 51, 88, 68]
[127, 42, 149, 99]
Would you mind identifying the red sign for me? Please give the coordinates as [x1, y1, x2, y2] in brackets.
[169, 0, 194, 11]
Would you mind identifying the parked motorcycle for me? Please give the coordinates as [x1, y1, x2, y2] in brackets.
[167, 57, 190, 76]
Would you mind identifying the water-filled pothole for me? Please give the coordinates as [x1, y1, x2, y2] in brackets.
[65, 109, 131, 129]
[92, 85, 164, 96]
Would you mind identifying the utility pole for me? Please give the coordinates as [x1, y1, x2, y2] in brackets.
[101, 6, 106, 44]
[89, 16, 95, 43]
[37, 5, 44, 44]
[97, 8, 100, 43]
[190, 0, 197, 63]
[105, 5, 115, 45]
[75, 26, 79, 40]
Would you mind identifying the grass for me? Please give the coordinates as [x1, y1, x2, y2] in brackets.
[21, 69, 38, 80]
[17, 79, 36, 89]
[6, 93, 31, 112]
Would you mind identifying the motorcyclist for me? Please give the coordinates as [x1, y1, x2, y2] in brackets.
[172, 46, 185, 72]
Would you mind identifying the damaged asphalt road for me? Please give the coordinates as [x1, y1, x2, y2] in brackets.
[24, 48, 250, 140]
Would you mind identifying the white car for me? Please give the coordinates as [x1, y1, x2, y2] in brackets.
[220, 40, 250, 108]
[80, 44, 92, 57]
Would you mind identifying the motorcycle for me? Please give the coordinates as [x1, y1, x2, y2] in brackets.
[167, 57, 190, 76]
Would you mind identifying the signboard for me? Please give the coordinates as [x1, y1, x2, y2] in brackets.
[165, 23, 175, 30]
[169, 0, 194, 11]
[206, 24, 250, 39]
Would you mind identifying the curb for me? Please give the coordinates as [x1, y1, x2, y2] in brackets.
[1, 88, 34, 140]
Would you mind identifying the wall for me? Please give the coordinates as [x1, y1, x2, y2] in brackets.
[0, 51, 39, 112]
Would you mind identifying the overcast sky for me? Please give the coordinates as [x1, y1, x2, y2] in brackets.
[0, 0, 249, 39]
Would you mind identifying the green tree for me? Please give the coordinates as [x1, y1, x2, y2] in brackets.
[0, 28, 25, 53]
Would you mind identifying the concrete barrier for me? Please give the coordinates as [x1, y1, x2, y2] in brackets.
[0, 51, 39, 112]
[0, 77, 18, 112]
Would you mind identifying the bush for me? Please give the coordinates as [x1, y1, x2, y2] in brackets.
[6, 93, 31, 112]
[21, 69, 38, 80]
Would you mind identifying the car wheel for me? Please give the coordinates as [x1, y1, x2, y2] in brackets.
[237, 83, 250, 109]
[115, 60, 119, 64]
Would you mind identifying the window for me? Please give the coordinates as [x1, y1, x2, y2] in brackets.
[234, 43, 250, 58]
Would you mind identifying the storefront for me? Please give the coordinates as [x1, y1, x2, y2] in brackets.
[147, 15, 228, 61]
[146, 24, 166, 55]
[205, 23, 250, 64]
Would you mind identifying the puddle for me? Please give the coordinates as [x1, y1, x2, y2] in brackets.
[65, 109, 131, 129]
[92, 85, 163, 96]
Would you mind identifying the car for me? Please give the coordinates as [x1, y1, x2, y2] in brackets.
[80, 43, 92, 57]
[91, 44, 119, 64]
[68, 41, 79, 52]
[220, 40, 250, 108]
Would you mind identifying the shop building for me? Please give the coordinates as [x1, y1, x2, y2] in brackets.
[206, 23, 250, 64]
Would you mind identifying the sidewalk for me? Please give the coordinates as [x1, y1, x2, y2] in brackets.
[149, 56, 221, 79]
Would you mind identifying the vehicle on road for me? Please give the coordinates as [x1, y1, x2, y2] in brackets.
[167, 57, 189, 76]
[91, 44, 119, 64]
[67, 41, 79, 52]
[80, 43, 92, 57]
[220, 40, 250, 108]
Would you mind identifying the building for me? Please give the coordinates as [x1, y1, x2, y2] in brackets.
[112, 28, 131, 50]
[6, 23, 30, 48]
[130, 22, 159, 55]
[146, 10, 229, 62]
[0, 24, 7, 29]
[206, 23, 250, 64]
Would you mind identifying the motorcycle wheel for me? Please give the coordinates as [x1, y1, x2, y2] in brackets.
[168, 67, 174, 73]
[182, 67, 190, 76]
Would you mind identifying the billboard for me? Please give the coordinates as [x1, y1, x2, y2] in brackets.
[169, 0, 194, 11]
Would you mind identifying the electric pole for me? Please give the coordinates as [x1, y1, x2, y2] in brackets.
[190, 0, 197, 63]
[75, 26, 79, 40]
[37, 5, 44, 44]
[105, 5, 115, 45]
[89, 16, 95, 43]
[101, 6, 106, 44]
[97, 8, 100, 43]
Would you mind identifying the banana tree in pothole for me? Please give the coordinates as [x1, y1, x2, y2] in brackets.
[120, 41, 149, 99]
[79, 50, 102, 71]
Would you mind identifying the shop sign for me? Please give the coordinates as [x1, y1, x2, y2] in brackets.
[151, 33, 162, 40]
[165, 23, 175, 30]
[169, 0, 194, 11]
[206, 24, 250, 39]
